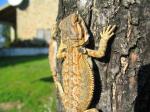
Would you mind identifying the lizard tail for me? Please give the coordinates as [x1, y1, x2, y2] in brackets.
[56, 81, 64, 97]
[56, 82, 71, 112]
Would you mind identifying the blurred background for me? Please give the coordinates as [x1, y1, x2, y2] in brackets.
[0, 0, 58, 111]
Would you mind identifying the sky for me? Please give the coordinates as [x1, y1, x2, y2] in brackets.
[0, 0, 8, 7]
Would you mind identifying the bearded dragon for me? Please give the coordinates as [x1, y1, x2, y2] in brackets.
[55, 13, 116, 112]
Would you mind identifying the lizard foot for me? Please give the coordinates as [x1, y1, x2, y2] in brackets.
[84, 108, 99, 112]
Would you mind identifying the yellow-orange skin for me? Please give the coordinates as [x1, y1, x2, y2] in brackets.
[56, 13, 116, 112]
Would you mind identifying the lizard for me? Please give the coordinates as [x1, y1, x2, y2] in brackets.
[55, 13, 116, 112]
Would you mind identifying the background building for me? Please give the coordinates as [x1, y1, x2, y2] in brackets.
[0, 0, 58, 45]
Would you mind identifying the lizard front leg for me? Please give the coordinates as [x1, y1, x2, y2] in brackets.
[57, 39, 67, 59]
[79, 25, 116, 58]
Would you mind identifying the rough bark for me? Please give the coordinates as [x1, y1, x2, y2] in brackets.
[55, 0, 150, 112]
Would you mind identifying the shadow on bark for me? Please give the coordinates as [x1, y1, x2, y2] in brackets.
[134, 64, 150, 112]
[98, 34, 116, 63]
[87, 31, 116, 112]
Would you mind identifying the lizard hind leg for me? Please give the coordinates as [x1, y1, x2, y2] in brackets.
[84, 108, 99, 112]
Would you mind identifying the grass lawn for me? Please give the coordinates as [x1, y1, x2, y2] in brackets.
[0, 56, 56, 112]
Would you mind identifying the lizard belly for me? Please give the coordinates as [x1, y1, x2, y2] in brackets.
[62, 48, 94, 112]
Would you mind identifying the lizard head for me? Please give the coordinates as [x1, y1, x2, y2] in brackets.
[59, 13, 89, 47]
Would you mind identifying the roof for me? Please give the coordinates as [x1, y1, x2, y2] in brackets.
[0, 4, 16, 27]
[0, 4, 11, 11]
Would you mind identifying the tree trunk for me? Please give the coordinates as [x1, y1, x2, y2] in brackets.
[54, 0, 150, 111]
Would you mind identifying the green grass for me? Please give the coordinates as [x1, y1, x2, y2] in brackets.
[0, 56, 56, 112]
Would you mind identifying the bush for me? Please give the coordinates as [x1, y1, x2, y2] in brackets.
[10, 39, 49, 48]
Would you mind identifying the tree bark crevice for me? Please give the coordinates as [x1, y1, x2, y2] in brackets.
[54, 0, 150, 111]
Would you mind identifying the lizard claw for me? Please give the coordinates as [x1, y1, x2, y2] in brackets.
[100, 25, 116, 40]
